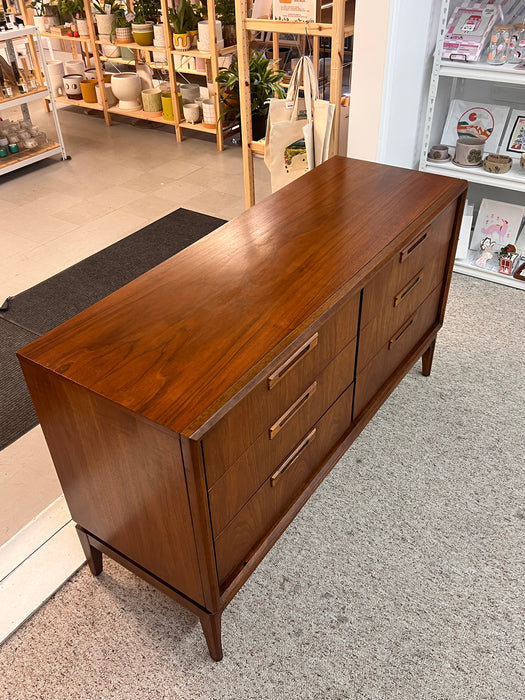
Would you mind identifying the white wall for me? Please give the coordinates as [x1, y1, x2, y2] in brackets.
[348, 0, 441, 168]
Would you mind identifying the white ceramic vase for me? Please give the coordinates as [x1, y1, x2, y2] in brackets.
[46, 60, 64, 97]
[111, 72, 142, 110]
[197, 20, 223, 51]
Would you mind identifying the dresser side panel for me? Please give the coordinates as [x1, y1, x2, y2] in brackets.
[18, 357, 205, 606]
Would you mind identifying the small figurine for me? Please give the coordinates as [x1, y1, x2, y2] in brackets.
[497, 243, 518, 275]
[475, 237, 496, 267]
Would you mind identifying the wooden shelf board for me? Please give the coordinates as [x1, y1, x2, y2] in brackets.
[0, 142, 62, 173]
[104, 55, 169, 68]
[171, 44, 237, 59]
[107, 105, 175, 125]
[246, 18, 342, 38]
[0, 87, 48, 108]
[50, 95, 105, 111]
[40, 32, 90, 43]
[96, 40, 167, 52]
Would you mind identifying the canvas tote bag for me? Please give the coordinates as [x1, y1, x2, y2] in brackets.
[265, 56, 335, 192]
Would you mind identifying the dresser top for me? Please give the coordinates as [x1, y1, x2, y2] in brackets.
[18, 157, 466, 438]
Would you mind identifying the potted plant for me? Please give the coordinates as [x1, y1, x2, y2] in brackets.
[111, 5, 132, 43]
[168, 0, 193, 50]
[215, 0, 235, 46]
[216, 52, 285, 139]
[131, 0, 160, 45]
[92, 0, 121, 37]
[27, 0, 50, 32]
[56, 0, 85, 36]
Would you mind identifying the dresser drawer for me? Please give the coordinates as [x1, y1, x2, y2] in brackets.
[207, 338, 356, 537]
[354, 286, 441, 419]
[203, 293, 359, 487]
[213, 384, 354, 586]
[360, 202, 457, 333]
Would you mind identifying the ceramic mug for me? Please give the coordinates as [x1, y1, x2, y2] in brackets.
[454, 137, 484, 167]
[428, 144, 450, 161]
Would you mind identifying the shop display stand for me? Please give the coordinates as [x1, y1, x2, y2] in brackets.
[419, 0, 525, 290]
[30, 0, 236, 149]
[0, 26, 68, 176]
[235, 0, 354, 208]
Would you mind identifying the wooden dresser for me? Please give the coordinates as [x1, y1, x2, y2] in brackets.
[17, 157, 467, 661]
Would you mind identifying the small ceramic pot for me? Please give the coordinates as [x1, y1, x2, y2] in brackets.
[115, 26, 133, 44]
[8, 143, 19, 154]
[173, 32, 191, 50]
[80, 78, 98, 103]
[161, 90, 174, 121]
[61, 73, 83, 100]
[64, 59, 85, 76]
[202, 97, 216, 127]
[427, 144, 450, 161]
[76, 18, 89, 36]
[132, 22, 154, 46]
[99, 35, 121, 58]
[180, 83, 200, 104]
[95, 13, 115, 36]
[454, 137, 484, 167]
[183, 102, 201, 124]
[95, 82, 118, 107]
[197, 20, 222, 51]
[482, 153, 512, 174]
[153, 23, 165, 47]
[141, 87, 162, 116]
[111, 72, 141, 110]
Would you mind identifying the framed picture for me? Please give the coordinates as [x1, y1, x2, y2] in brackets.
[499, 110, 525, 158]
[470, 198, 525, 251]
[441, 100, 510, 150]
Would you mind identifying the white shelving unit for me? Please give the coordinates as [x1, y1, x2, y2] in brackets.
[0, 26, 68, 176]
[419, 0, 525, 290]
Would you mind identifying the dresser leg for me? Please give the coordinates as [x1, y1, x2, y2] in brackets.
[76, 525, 103, 576]
[421, 339, 436, 377]
[200, 612, 223, 661]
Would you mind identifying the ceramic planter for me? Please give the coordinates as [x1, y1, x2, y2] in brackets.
[95, 82, 118, 107]
[95, 13, 115, 36]
[172, 32, 191, 50]
[64, 59, 85, 76]
[153, 23, 165, 47]
[132, 22, 154, 46]
[197, 20, 223, 52]
[115, 26, 133, 44]
[111, 72, 142, 110]
[141, 87, 162, 116]
[80, 78, 97, 103]
[76, 18, 89, 37]
[46, 60, 64, 97]
[99, 35, 121, 58]
[180, 83, 200, 104]
[61, 73, 83, 100]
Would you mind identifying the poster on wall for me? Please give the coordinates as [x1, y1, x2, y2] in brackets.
[441, 100, 510, 151]
[470, 198, 525, 251]
[499, 110, 525, 157]
[273, 0, 316, 22]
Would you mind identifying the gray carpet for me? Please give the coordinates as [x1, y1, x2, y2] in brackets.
[0, 208, 225, 451]
[0, 273, 523, 700]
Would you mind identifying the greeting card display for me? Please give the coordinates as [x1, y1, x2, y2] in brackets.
[441, 100, 510, 150]
[443, 5, 497, 62]
[499, 110, 525, 157]
[470, 198, 525, 252]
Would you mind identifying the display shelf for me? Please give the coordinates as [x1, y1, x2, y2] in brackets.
[0, 87, 48, 108]
[439, 60, 525, 85]
[95, 39, 167, 52]
[235, 0, 354, 207]
[423, 158, 525, 192]
[419, 0, 525, 290]
[454, 258, 524, 290]
[0, 25, 68, 175]
[40, 31, 90, 44]
[170, 44, 237, 60]
[52, 95, 105, 111]
[107, 103, 174, 125]
[0, 142, 63, 175]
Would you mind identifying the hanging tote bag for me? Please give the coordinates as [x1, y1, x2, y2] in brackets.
[265, 56, 335, 192]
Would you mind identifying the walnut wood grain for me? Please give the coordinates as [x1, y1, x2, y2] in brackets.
[17, 158, 465, 441]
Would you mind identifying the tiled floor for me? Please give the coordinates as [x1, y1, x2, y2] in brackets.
[0, 97, 272, 545]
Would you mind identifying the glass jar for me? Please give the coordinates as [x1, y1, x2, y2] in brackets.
[487, 25, 511, 65]
[508, 24, 525, 63]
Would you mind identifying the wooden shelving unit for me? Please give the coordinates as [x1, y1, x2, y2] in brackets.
[0, 26, 68, 176]
[235, 0, 355, 208]
[29, 0, 237, 150]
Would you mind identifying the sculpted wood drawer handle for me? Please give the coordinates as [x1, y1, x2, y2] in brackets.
[393, 269, 424, 308]
[270, 428, 317, 486]
[388, 312, 417, 349]
[269, 382, 317, 439]
[267, 333, 319, 390]
[399, 228, 429, 263]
